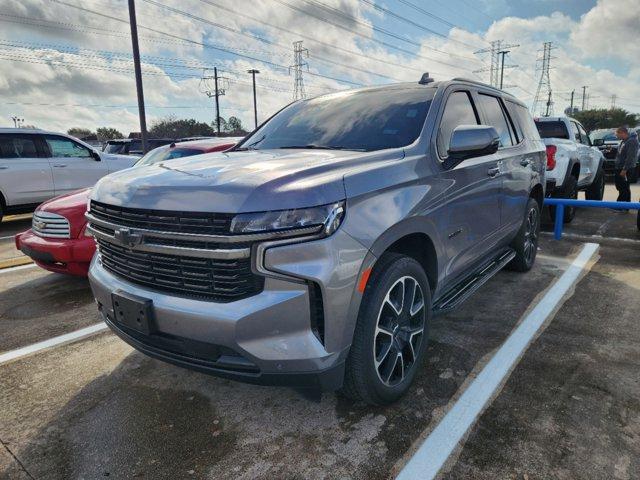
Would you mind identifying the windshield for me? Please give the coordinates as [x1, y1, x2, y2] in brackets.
[104, 142, 127, 154]
[134, 147, 204, 167]
[238, 87, 435, 152]
[534, 121, 569, 139]
[591, 130, 617, 142]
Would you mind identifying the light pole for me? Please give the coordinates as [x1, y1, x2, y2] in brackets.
[247, 69, 260, 130]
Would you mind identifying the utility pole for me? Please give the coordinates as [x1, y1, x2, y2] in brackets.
[247, 69, 260, 130]
[532, 42, 555, 116]
[474, 40, 518, 88]
[290, 41, 309, 100]
[199, 68, 227, 135]
[545, 90, 553, 117]
[127, 0, 148, 153]
[581, 85, 588, 111]
[498, 50, 510, 89]
[569, 90, 575, 113]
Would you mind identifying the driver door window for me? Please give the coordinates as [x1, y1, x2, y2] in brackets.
[570, 122, 582, 144]
[437, 91, 479, 158]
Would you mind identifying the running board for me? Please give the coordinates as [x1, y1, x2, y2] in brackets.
[432, 249, 516, 316]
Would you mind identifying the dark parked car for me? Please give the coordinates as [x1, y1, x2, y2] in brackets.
[102, 138, 174, 156]
[87, 76, 545, 405]
[592, 128, 640, 182]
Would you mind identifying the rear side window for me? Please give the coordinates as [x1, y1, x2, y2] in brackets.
[0, 135, 39, 159]
[536, 121, 569, 139]
[577, 123, 591, 145]
[45, 136, 92, 158]
[476, 94, 513, 147]
[513, 105, 540, 141]
[437, 91, 479, 157]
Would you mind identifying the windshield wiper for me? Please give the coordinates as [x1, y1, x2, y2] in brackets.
[278, 145, 365, 151]
[234, 135, 265, 151]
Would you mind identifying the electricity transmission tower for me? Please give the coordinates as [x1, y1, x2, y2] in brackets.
[532, 42, 555, 116]
[611, 94, 617, 109]
[199, 67, 229, 134]
[290, 41, 309, 101]
[474, 40, 518, 87]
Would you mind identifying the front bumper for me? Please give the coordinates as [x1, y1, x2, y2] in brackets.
[15, 229, 96, 276]
[88, 229, 370, 390]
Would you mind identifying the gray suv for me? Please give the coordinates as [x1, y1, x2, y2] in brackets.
[87, 76, 545, 405]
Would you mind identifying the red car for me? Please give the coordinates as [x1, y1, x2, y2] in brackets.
[15, 138, 240, 276]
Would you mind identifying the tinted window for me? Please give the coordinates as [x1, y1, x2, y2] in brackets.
[477, 94, 513, 147]
[437, 91, 479, 157]
[535, 121, 569, 139]
[0, 135, 39, 159]
[577, 122, 590, 145]
[514, 105, 540, 141]
[46, 136, 91, 158]
[135, 147, 204, 167]
[591, 130, 617, 142]
[240, 87, 435, 152]
[104, 142, 127, 154]
[504, 101, 523, 143]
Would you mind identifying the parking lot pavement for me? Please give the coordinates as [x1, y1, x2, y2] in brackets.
[444, 239, 640, 480]
[0, 216, 31, 266]
[1, 238, 582, 480]
[0, 266, 99, 354]
[1, 205, 638, 479]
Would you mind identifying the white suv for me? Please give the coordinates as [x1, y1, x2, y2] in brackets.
[0, 128, 138, 221]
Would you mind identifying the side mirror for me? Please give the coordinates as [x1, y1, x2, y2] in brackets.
[91, 150, 101, 161]
[445, 125, 500, 169]
[593, 138, 604, 146]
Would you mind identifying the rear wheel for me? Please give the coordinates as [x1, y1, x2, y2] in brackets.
[507, 197, 540, 272]
[341, 253, 431, 405]
[585, 167, 605, 201]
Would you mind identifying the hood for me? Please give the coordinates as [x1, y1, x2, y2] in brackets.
[91, 149, 399, 213]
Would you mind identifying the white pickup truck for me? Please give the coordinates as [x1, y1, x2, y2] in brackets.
[534, 116, 605, 223]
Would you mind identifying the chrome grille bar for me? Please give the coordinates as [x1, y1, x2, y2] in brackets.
[32, 211, 70, 238]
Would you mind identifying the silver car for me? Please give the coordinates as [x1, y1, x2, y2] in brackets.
[87, 77, 545, 405]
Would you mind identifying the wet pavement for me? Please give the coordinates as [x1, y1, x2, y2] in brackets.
[0, 186, 639, 480]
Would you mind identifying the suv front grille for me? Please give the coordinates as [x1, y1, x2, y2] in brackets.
[90, 201, 234, 235]
[97, 239, 263, 302]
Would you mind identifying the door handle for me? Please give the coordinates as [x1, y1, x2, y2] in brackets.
[53, 164, 67, 168]
[520, 159, 531, 167]
[487, 167, 500, 177]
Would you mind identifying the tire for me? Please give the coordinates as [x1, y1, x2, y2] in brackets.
[341, 253, 431, 405]
[549, 175, 578, 224]
[585, 167, 605, 201]
[637, 210, 640, 232]
[507, 197, 540, 272]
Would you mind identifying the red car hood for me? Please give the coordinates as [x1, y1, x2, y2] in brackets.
[37, 187, 91, 238]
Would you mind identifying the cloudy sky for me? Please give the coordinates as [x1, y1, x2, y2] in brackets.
[1, 0, 638, 134]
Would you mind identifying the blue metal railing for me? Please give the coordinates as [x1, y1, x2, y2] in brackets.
[543, 198, 640, 239]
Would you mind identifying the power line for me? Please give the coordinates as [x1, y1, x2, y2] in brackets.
[358, 0, 484, 50]
[48, 0, 365, 87]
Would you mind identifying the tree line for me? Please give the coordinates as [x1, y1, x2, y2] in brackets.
[67, 115, 247, 141]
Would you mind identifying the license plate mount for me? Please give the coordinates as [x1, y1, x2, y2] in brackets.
[111, 290, 154, 335]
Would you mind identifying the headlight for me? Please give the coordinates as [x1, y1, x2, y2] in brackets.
[230, 201, 345, 237]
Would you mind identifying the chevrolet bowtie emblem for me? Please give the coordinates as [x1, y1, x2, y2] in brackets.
[114, 227, 142, 247]
[34, 220, 47, 230]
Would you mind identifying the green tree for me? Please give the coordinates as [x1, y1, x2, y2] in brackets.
[573, 108, 639, 133]
[150, 116, 215, 138]
[96, 127, 124, 141]
[67, 128, 93, 138]
[226, 116, 246, 134]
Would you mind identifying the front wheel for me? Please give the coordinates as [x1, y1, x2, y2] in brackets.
[585, 167, 605, 200]
[507, 197, 540, 272]
[341, 253, 431, 405]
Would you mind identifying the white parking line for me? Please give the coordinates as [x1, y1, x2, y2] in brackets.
[0, 263, 37, 275]
[396, 242, 599, 480]
[0, 323, 108, 365]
